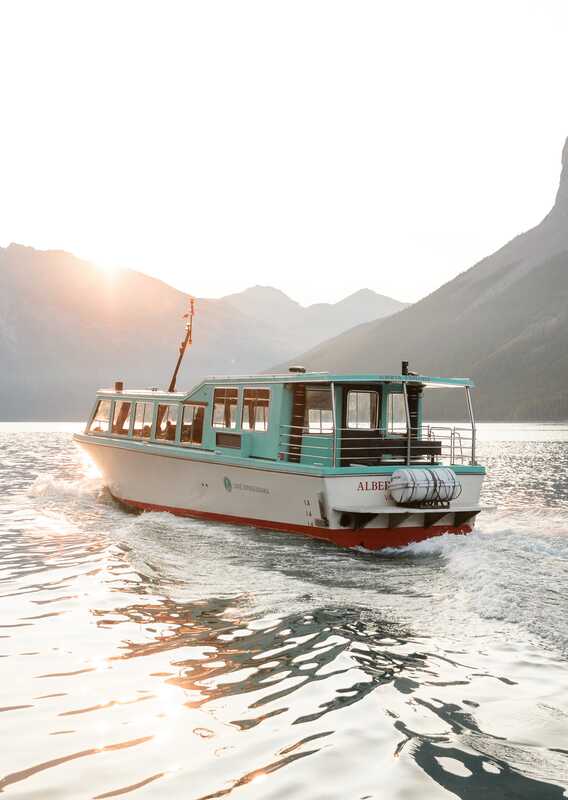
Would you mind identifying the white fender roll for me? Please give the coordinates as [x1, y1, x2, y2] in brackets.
[389, 467, 462, 505]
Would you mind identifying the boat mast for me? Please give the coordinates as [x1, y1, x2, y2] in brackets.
[168, 297, 196, 393]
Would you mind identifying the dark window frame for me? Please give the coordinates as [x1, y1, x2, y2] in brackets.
[112, 400, 132, 436]
[181, 403, 205, 446]
[241, 387, 271, 432]
[155, 403, 179, 442]
[132, 401, 154, 439]
[212, 387, 239, 430]
[88, 399, 112, 435]
[386, 390, 407, 435]
[304, 386, 334, 435]
[345, 389, 379, 430]
[340, 384, 383, 432]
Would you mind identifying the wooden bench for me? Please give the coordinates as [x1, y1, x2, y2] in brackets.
[340, 431, 442, 465]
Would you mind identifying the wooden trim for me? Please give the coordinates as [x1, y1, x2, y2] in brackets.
[216, 432, 241, 449]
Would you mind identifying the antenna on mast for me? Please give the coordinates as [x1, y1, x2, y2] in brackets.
[168, 297, 196, 393]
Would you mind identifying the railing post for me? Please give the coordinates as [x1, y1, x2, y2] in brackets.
[465, 386, 476, 465]
[402, 383, 411, 465]
[330, 382, 337, 467]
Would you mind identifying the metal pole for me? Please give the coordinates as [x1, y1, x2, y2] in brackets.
[402, 383, 411, 465]
[465, 386, 476, 465]
[168, 297, 195, 393]
[330, 382, 337, 467]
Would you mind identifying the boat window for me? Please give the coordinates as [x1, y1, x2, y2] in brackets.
[155, 404, 178, 441]
[181, 404, 205, 445]
[346, 390, 378, 429]
[387, 392, 407, 434]
[242, 388, 270, 431]
[112, 401, 132, 435]
[88, 399, 111, 434]
[133, 401, 154, 438]
[212, 388, 239, 429]
[304, 387, 333, 434]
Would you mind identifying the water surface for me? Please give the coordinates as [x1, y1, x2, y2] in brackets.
[1, 423, 568, 798]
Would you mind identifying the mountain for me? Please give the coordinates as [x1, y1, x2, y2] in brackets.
[0, 245, 405, 420]
[280, 138, 568, 421]
[223, 285, 407, 351]
[0, 245, 291, 420]
[223, 286, 304, 326]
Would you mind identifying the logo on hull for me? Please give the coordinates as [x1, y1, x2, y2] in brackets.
[223, 477, 232, 492]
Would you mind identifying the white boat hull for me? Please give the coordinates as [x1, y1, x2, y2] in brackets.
[76, 435, 484, 550]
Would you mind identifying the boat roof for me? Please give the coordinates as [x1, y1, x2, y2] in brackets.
[191, 371, 474, 390]
[97, 389, 187, 398]
[95, 372, 474, 399]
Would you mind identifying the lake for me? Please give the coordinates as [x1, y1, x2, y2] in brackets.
[1, 422, 568, 798]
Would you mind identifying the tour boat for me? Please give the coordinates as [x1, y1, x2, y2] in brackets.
[74, 302, 485, 550]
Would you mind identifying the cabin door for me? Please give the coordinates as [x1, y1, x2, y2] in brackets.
[288, 385, 334, 466]
[339, 385, 382, 466]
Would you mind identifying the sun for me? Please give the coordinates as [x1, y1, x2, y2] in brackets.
[93, 259, 122, 285]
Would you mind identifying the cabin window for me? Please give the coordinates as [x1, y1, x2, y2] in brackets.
[212, 388, 238, 429]
[346, 390, 378, 430]
[242, 388, 270, 431]
[88, 399, 111, 434]
[304, 387, 333, 434]
[112, 401, 132, 435]
[155, 404, 178, 441]
[387, 392, 407, 434]
[133, 401, 154, 438]
[181, 404, 205, 445]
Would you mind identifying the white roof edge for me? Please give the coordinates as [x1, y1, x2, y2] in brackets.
[97, 388, 187, 396]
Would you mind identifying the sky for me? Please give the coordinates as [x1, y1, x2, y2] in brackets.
[1, 1, 568, 307]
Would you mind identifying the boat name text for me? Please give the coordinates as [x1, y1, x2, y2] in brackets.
[357, 480, 390, 492]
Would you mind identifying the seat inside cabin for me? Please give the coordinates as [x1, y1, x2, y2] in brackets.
[288, 382, 442, 466]
[339, 384, 442, 465]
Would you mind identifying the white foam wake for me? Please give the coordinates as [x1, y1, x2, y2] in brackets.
[28, 473, 103, 500]
[395, 517, 568, 653]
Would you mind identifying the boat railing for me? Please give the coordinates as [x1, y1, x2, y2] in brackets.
[278, 425, 334, 466]
[278, 423, 475, 466]
[423, 425, 473, 465]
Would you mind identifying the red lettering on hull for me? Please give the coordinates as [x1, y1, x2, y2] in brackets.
[357, 480, 390, 492]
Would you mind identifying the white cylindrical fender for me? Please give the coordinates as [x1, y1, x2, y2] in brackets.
[388, 467, 462, 505]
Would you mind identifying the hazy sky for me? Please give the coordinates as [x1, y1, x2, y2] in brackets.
[1, 1, 568, 306]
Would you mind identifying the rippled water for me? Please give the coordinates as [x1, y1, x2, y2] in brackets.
[1, 423, 568, 799]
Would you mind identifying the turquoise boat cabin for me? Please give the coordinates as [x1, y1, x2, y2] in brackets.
[86, 365, 478, 470]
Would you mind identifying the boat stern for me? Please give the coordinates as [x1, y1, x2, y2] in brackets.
[319, 465, 485, 550]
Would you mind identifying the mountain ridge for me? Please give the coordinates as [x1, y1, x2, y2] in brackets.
[0, 245, 405, 419]
[279, 137, 568, 420]
[222, 283, 407, 342]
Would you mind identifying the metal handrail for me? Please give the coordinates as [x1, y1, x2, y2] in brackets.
[278, 423, 474, 466]
[281, 424, 474, 438]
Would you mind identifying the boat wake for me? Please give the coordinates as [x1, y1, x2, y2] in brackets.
[379, 515, 568, 656]
[22, 464, 568, 660]
[28, 472, 104, 500]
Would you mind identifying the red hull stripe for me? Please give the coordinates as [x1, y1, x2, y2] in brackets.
[112, 494, 472, 551]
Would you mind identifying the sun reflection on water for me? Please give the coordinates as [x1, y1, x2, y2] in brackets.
[1, 429, 568, 798]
